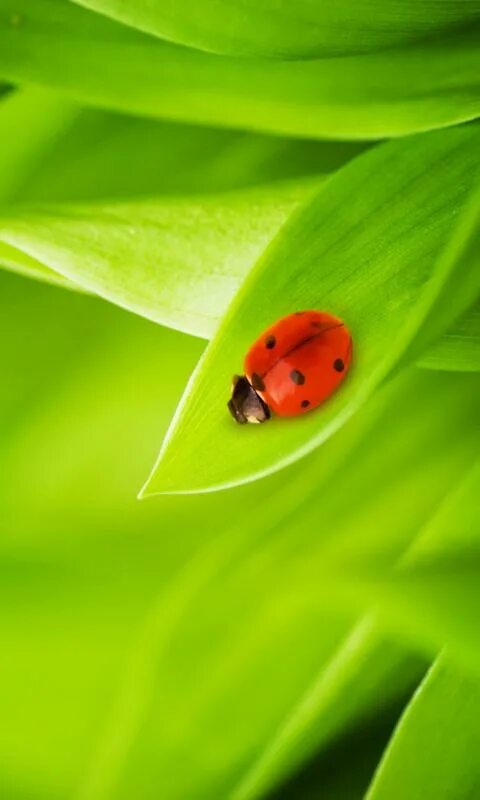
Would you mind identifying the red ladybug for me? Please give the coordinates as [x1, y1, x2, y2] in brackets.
[228, 310, 352, 424]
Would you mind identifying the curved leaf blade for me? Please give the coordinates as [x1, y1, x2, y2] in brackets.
[0, 1, 479, 139]
[71, 0, 480, 59]
[0, 86, 367, 205]
[366, 657, 480, 800]
[142, 124, 480, 495]
[0, 180, 318, 337]
[230, 619, 420, 800]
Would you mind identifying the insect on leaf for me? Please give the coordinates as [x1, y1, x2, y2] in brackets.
[142, 124, 480, 495]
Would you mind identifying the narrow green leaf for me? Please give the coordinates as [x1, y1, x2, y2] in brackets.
[366, 657, 480, 800]
[0, 86, 367, 205]
[0, 1, 479, 139]
[304, 459, 480, 675]
[142, 125, 480, 495]
[70, 0, 480, 58]
[366, 462, 480, 675]
[0, 179, 318, 337]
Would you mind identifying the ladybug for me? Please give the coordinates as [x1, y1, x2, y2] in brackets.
[228, 310, 352, 424]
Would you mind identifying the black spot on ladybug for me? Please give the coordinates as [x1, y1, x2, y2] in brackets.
[295, 311, 305, 316]
[251, 372, 265, 391]
[333, 358, 345, 372]
[301, 399, 310, 408]
[265, 335, 276, 349]
[290, 369, 305, 385]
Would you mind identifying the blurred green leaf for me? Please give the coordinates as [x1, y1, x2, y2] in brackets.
[0, 85, 77, 203]
[0, 86, 368, 205]
[230, 619, 420, 800]
[294, 458, 480, 676]
[366, 656, 480, 800]
[70, 0, 480, 58]
[143, 125, 480, 494]
[0, 1, 479, 139]
[273, 711, 406, 800]
[354, 462, 480, 676]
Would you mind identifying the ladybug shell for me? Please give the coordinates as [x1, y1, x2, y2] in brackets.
[244, 310, 352, 417]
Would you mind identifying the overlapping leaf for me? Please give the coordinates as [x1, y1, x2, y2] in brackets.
[0, 1, 479, 139]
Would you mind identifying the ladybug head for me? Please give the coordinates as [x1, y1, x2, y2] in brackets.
[228, 375, 271, 424]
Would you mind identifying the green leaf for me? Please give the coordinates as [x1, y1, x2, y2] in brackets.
[230, 620, 421, 800]
[0, 0, 479, 139]
[142, 124, 480, 495]
[70, 0, 480, 58]
[0, 179, 318, 337]
[303, 459, 480, 676]
[0, 86, 367, 205]
[366, 657, 480, 800]
[363, 461, 480, 675]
